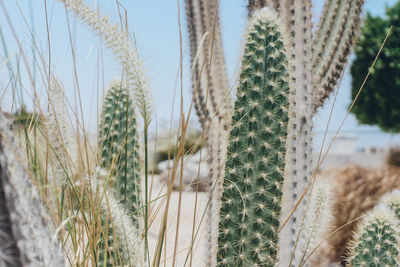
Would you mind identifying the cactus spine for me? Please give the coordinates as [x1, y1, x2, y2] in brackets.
[99, 81, 142, 223]
[346, 208, 400, 266]
[0, 114, 65, 266]
[184, 0, 231, 265]
[217, 8, 289, 266]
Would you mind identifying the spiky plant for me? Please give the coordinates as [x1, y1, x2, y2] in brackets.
[346, 207, 400, 266]
[0, 113, 65, 266]
[184, 0, 232, 264]
[99, 81, 142, 222]
[216, 8, 290, 266]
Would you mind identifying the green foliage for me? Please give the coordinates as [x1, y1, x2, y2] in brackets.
[347, 208, 400, 266]
[99, 82, 142, 222]
[217, 8, 289, 266]
[350, 1, 400, 132]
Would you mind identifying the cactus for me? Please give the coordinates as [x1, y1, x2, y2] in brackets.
[0, 113, 65, 266]
[216, 8, 289, 266]
[184, 0, 232, 265]
[346, 207, 400, 266]
[99, 81, 142, 223]
[312, 0, 365, 111]
[244, 1, 365, 265]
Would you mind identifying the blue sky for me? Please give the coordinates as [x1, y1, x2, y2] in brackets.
[0, 0, 399, 150]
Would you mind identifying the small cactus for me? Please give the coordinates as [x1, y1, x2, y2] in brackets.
[99, 81, 142, 222]
[346, 207, 400, 266]
[217, 8, 289, 266]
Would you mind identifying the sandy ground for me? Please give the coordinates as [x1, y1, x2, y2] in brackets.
[147, 176, 209, 267]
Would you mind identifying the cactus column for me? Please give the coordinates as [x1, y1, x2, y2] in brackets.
[99, 82, 142, 223]
[184, 1, 232, 265]
[217, 8, 289, 266]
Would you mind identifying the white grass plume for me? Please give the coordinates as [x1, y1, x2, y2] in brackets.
[94, 168, 144, 266]
[297, 179, 333, 266]
[46, 77, 76, 186]
[59, 0, 152, 124]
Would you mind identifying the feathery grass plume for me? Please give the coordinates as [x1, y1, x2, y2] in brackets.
[59, 0, 152, 124]
[184, 0, 232, 128]
[312, 0, 364, 112]
[99, 80, 142, 223]
[217, 7, 290, 266]
[0, 113, 65, 266]
[183, 1, 232, 264]
[297, 179, 333, 266]
[317, 165, 400, 265]
[46, 77, 76, 187]
[380, 189, 400, 220]
[346, 206, 400, 266]
[94, 168, 144, 267]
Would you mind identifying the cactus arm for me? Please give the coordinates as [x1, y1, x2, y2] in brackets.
[312, 0, 364, 112]
[346, 208, 400, 266]
[184, 0, 231, 127]
[184, 1, 232, 265]
[99, 81, 142, 224]
[217, 8, 290, 266]
[0, 114, 65, 266]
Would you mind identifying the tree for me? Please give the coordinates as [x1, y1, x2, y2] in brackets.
[350, 1, 400, 133]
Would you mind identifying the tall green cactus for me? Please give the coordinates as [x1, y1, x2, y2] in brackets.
[346, 208, 400, 266]
[99, 81, 142, 223]
[246, 1, 365, 265]
[217, 8, 289, 266]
